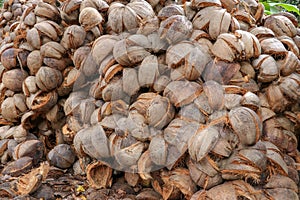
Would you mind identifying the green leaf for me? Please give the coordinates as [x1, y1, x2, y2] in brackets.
[261, 2, 271, 11]
[269, 0, 281, 3]
[264, 10, 272, 15]
[270, 5, 280, 14]
[268, 3, 300, 15]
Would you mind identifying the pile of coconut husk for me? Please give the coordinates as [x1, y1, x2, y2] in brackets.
[0, 0, 299, 199]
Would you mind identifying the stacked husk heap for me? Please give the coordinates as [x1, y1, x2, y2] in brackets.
[0, 0, 300, 199]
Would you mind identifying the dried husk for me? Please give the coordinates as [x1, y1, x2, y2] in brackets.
[34, 20, 61, 42]
[114, 141, 145, 169]
[40, 41, 66, 59]
[79, 7, 104, 31]
[264, 15, 297, 38]
[164, 118, 199, 162]
[122, 68, 140, 96]
[74, 123, 110, 159]
[80, 0, 109, 12]
[30, 90, 58, 112]
[26, 27, 41, 49]
[2, 156, 33, 176]
[1, 94, 27, 121]
[228, 106, 262, 146]
[61, 25, 86, 49]
[212, 30, 261, 62]
[260, 38, 288, 55]
[188, 158, 223, 189]
[35, 67, 62, 91]
[279, 73, 300, 101]
[2, 69, 28, 92]
[34, 2, 60, 22]
[241, 91, 260, 111]
[189, 125, 220, 162]
[17, 162, 50, 195]
[107, 0, 154, 34]
[14, 140, 44, 165]
[149, 134, 167, 166]
[138, 55, 159, 87]
[0, 48, 20, 70]
[277, 51, 299, 76]
[166, 40, 195, 68]
[91, 35, 119, 67]
[73, 46, 91, 70]
[252, 54, 279, 82]
[265, 85, 290, 113]
[80, 53, 99, 77]
[202, 60, 240, 84]
[13, 125, 28, 143]
[192, 0, 221, 9]
[47, 144, 76, 169]
[178, 102, 206, 123]
[157, 4, 184, 21]
[161, 168, 197, 200]
[137, 150, 152, 179]
[146, 95, 175, 129]
[27, 50, 43, 75]
[264, 141, 289, 175]
[203, 80, 225, 111]
[159, 15, 193, 44]
[86, 161, 113, 189]
[113, 35, 151, 67]
[164, 80, 202, 107]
